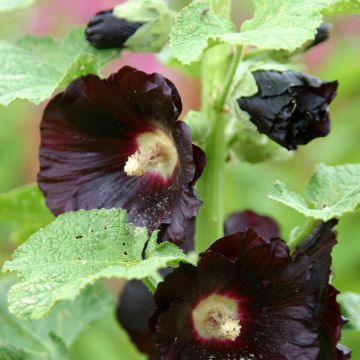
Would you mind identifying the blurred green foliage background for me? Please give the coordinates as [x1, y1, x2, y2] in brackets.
[0, 0, 359, 359]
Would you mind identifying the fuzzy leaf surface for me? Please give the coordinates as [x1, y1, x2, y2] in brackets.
[114, 0, 174, 52]
[170, 1, 234, 64]
[0, 27, 117, 106]
[0, 184, 54, 243]
[324, 0, 360, 14]
[217, 0, 360, 52]
[268, 163, 360, 220]
[0, 276, 112, 359]
[3, 209, 186, 320]
[338, 292, 360, 330]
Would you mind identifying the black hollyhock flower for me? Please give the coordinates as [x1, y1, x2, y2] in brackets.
[150, 218, 349, 359]
[117, 280, 161, 360]
[224, 210, 279, 239]
[150, 231, 320, 359]
[319, 286, 351, 360]
[38, 66, 205, 243]
[85, 9, 143, 49]
[295, 220, 351, 359]
[238, 71, 338, 150]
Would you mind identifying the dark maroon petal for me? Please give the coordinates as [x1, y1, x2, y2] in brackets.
[294, 221, 349, 359]
[295, 220, 338, 313]
[190, 145, 206, 185]
[151, 231, 320, 359]
[238, 71, 338, 150]
[317, 286, 349, 360]
[38, 66, 203, 243]
[224, 210, 280, 240]
[117, 280, 161, 359]
[208, 229, 289, 263]
[85, 9, 143, 49]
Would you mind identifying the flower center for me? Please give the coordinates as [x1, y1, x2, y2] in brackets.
[124, 128, 178, 178]
[192, 294, 241, 342]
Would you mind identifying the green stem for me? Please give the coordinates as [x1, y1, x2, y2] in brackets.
[215, 46, 243, 111]
[195, 46, 242, 253]
[143, 274, 161, 293]
[288, 218, 319, 250]
[195, 111, 226, 252]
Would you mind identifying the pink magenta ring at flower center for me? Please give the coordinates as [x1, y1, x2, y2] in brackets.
[192, 293, 241, 342]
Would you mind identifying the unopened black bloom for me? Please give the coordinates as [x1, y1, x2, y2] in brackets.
[224, 209, 279, 239]
[38, 66, 205, 243]
[150, 217, 349, 359]
[116, 223, 195, 359]
[85, 9, 143, 49]
[117, 280, 161, 360]
[238, 71, 338, 150]
[308, 23, 331, 49]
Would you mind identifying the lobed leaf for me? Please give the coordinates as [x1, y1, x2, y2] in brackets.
[324, 0, 360, 14]
[169, 1, 234, 64]
[217, 0, 360, 52]
[268, 163, 360, 220]
[0, 276, 113, 359]
[2, 208, 187, 320]
[114, 0, 174, 52]
[0, 27, 118, 106]
[0, 184, 54, 244]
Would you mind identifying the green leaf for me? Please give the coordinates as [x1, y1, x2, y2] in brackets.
[3, 208, 186, 320]
[0, 342, 27, 360]
[70, 313, 146, 360]
[268, 163, 360, 220]
[158, 47, 201, 77]
[114, 0, 174, 52]
[170, 1, 234, 64]
[338, 292, 360, 330]
[0, 276, 113, 359]
[183, 110, 210, 144]
[0, 184, 54, 244]
[324, 0, 360, 14]
[216, 0, 360, 52]
[0, 0, 33, 12]
[0, 27, 118, 106]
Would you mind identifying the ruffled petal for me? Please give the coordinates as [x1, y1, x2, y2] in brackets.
[151, 231, 320, 359]
[238, 71, 338, 150]
[224, 210, 280, 240]
[38, 66, 204, 243]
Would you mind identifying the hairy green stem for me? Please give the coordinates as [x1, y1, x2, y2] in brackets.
[289, 218, 319, 250]
[195, 46, 242, 253]
[215, 46, 243, 111]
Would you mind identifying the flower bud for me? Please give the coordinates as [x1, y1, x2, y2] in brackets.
[308, 23, 331, 49]
[238, 70, 338, 150]
[85, 9, 143, 49]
